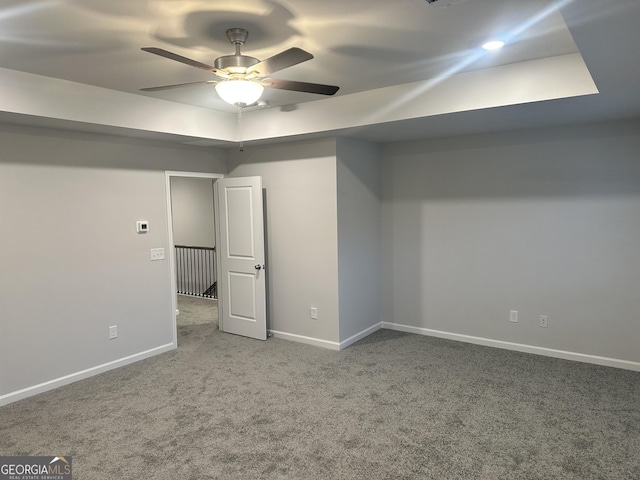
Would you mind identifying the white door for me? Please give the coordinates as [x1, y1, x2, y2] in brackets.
[214, 176, 267, 340]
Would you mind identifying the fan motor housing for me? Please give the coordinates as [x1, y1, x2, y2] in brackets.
[215, 55, 260, 74]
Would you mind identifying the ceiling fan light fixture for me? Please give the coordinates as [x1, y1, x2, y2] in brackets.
[215, 79, 264, 107]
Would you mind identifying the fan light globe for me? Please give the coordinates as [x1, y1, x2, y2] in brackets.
[215, 79, 264, 107]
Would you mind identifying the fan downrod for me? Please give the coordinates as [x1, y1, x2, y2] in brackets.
[214, 28, 259, 72]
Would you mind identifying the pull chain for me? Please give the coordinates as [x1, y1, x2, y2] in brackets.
[237, 105, 244, 152]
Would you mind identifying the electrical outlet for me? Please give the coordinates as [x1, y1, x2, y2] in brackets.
[310, 307, 318, 320]
[509, 310, 518, 323]
[539, 315, 548, 328]
[109, 325, 118, 339]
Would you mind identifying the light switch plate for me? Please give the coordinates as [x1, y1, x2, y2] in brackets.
[150, 248, 165, 261]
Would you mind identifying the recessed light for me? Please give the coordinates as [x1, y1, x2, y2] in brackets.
[482, 40, 505, 51]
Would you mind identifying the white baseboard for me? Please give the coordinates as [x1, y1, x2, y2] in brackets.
[340, 322, 383, 350]
[268, 330, 341, 350]
[382, 322, 640, 372]
[269, 322, 383, 351]
[0, 343, 176, 407]
[8, 323, 634, 407]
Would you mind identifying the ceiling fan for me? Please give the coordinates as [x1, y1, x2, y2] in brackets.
[141, 28, 339, 107]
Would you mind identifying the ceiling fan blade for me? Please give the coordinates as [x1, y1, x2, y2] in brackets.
[141, 47, 222, 75]
[247, 48, 313, 77]
[140, 81, 216, 92]
[263, 78, 339, 96]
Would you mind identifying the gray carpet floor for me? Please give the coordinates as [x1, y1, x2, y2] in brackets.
[177, 294, 218, 326]
[1, 324, 639, 479]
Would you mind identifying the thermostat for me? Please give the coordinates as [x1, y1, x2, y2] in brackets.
[136, 221, 149, 233]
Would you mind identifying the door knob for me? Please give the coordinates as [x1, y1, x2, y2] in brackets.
[255, 264, 262, 270]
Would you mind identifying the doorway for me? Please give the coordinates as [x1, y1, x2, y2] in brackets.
[165, 171, 223, 345]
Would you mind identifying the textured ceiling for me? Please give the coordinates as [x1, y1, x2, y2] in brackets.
[0, 0, 577, 112]
[0, 0, 638, 144]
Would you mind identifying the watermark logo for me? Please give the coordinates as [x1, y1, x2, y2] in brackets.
[0, 456, 72, 480]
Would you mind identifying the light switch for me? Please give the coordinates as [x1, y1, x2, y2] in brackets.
[150, 248, 165, 261]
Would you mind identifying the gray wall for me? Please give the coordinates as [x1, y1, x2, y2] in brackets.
[170, 176, 216, 248]
[226, 139, 340, 344]
[5, 116, 639, 402]
[381, 121, 640, 363]
[336, 138, 383, 342]
[0, 125, 225, 400]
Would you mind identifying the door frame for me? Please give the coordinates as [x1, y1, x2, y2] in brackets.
[165, 171, 224, 346]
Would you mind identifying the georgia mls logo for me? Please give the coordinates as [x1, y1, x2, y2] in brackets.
[0, 456, 72, 480]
